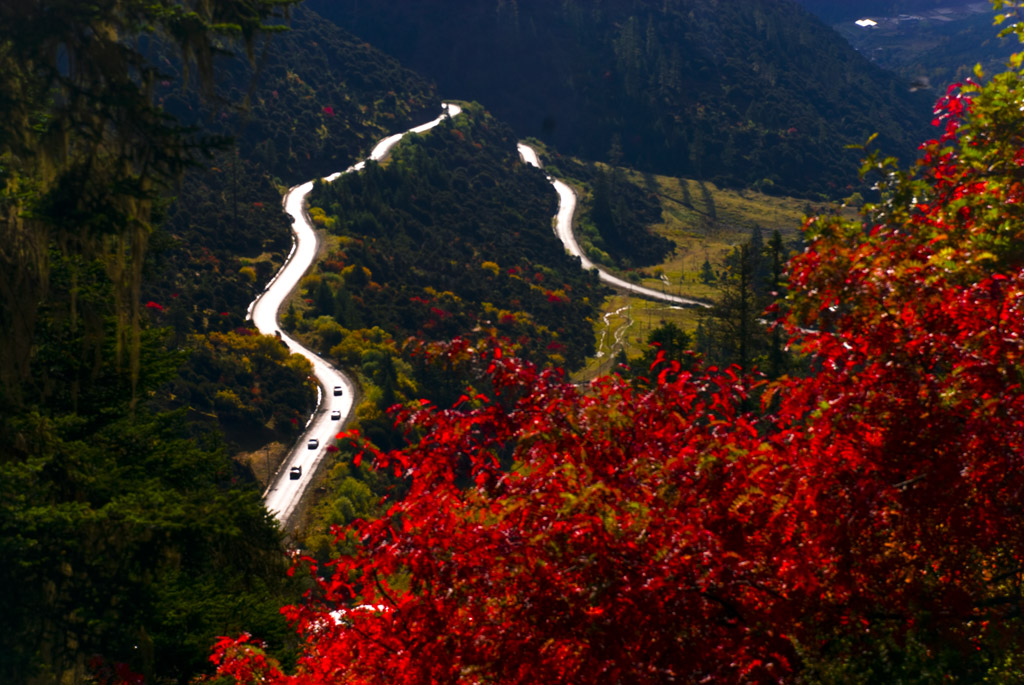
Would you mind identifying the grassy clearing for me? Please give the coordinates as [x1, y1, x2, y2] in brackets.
[568, 164, 840, 381]
[616, 170, 819, 297]
[572, 293, 704, 382]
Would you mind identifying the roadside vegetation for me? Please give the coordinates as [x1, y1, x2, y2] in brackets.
[9, 0, 1024, 682]
[217, 11, 1024, 678]
[550, 152, 836, 382]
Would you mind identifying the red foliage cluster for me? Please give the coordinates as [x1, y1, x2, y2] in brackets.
[211, 77, 1024, 681]
[88, 656, 144, 685]
[428, 306, 451, 320]
[321, 254, 347, 273]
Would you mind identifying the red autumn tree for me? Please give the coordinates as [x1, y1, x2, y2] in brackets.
[785, 66, 1024, 678]
[211, 42, 1024, 685]
[765, 66, 1024, 678]
[214, 347, 800, 683]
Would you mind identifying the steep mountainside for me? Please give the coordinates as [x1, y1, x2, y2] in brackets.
[160, 4, 440, 185]
[817, 2, 1014, 90]
[148, 4, 439, 329]
[309, 0, 932, 197]
[795, 0, 981, 23]
[303, 103, 603, 374]
[140, 5, 442, 451]
[1, 6, 444, 682]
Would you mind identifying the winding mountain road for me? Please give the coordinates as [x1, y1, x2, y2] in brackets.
[247, 103, 462, 526]
[517, 143, 711, 309]
[248, 106, 707, 526]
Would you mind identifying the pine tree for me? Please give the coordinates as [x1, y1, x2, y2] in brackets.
[765, 229, 789, 379]
[315, 278, 335, 316]
[703, 242, 763, 372]
[700, 255, 715, 284]
[333, 283, 361, 329]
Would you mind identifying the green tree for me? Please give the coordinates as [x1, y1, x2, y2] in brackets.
[700, 255, 715, 284]
[701, 227, 792, 379]
[0, 0, 295, 404]
[314, 277, 335, 316]
[333, 282, 361, 328]
[0, 319, 298, 683]
[630, 320, 692, 383]
[764, 229, 790, 380]
[702, 242, 761, 372]
[283, 301, 299, 330]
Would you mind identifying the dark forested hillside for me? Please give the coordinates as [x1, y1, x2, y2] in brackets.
[146, 2, 439, 338]
[822, 3, 1015, 91]
[795, 0, 976, 23]
[309, 0, 932, 197]
[142, 5, 444, 452]
[0, 2, 445, 682]
[301, 103, 603, 371]
[161, 4, 439, 185]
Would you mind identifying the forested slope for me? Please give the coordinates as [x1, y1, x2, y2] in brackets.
[146, 2, 440, 323]
[161, 4, 440, 185]
[304, 104, 602, 370]
[795, 0, 970, 23]
[217, 29, 1024, 682]
[0, 3, 448, 682]
[141, 4, 442, 451]
[310, 0, 932, 197]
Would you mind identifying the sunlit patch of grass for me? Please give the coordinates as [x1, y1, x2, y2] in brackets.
[570, 164, 840, 382]
[617, 171, 819, 296]
[573, 293, 705, 382]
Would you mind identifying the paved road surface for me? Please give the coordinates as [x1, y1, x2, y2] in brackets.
[247, 104, 462, 525]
